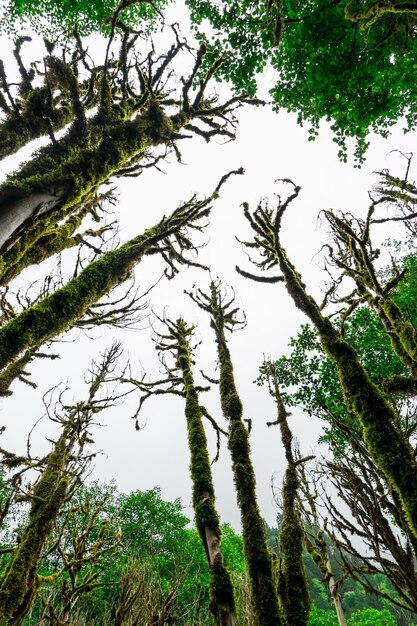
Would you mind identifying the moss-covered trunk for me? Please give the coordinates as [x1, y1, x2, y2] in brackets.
[278, 466, 310, 626]
[0, 428, 71, 625]
[269, 376, 310, 626]
[175, 319, 235, 626]
[205, 283, 282, 626]
[275, 243, 417, 541]
[0, 100, 181, 279]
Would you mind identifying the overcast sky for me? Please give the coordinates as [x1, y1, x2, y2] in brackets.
[0, 5, 416, 529]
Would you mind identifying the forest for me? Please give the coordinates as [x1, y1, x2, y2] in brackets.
[0, 0, 417, 624]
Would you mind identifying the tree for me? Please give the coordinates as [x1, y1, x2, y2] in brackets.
[188, 280, 283, 626]
[0, 21, 257, 281]
[13, 478, 248, 625]
[236, 176, 417, 541]
[249, 170, 417, 618]
[0, 343, 123, 624]
[36, 483, 121, 624]
[236, 169, 417, 621]
[186, 0, 417, 162]
[262, 361, 311, 626]
[5, 0, 417, 162]
[125, 314, 236, 625]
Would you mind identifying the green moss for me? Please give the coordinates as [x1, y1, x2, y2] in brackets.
[210, 553, 235, 618]
[45, 56, 88, 139]
[207, 283, 282, 626]
[325, 335, 417, 538]
[265, 371, 310, 625]
[0, 99, 184, 274]
[273, 233, 417, 541]
[0, 427, 70, 624]
[0, 350, 34, 396]
[378, 298, 417, 373]
[279, 466, 310, 626]
[0, 204, 193, 370]
[176, 322, 218, 534]
[0, 87, 74, 161]
[174, 319, 235, 623]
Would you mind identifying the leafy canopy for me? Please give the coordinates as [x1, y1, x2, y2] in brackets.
[186, 0, 417, 162]
[1, 0, 168, 36]
[3, 0, 416, 161]
[308, 605, 397, 626]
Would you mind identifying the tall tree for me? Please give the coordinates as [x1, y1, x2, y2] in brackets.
[296, 465, 348, 626]
[236, 179, 417, 541]
[0, 343, 123, 624]
[126, 316, 236, 625]
[5, 0, 416, 162]
[188, 280, 283, 626]
[262, 361, 311, 626]
[0, 21, 257, 282]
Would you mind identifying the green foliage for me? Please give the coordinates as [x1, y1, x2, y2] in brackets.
[308, 605, 339, 626]
[186, 0, 417, 162]
[1, 0, 168, 36]
[347, 607, 397, 626]
[309, 605, 398, 626]
[18, 481, 246, 624]
[1, 478, 410, 624]
[390, 251, 417, 328]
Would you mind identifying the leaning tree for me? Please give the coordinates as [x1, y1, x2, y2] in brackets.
[236, 174, 417, 542]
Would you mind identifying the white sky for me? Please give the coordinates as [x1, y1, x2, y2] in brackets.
[0, 5, 415, 530]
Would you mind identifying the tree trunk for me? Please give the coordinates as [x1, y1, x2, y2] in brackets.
[0, 191, 61, 252]
[175, 319, 235, 626]
[199, 282, 283, 626]
[328, 572, 347, 626]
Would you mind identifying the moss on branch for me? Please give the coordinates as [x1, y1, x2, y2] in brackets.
[0, 193, 210, 371]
